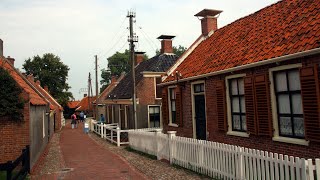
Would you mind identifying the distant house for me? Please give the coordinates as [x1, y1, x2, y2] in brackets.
[94, 74, 125, 120]
[75, 95, 96, 116]
[0, 45, 51, 169]
[64, 100, 80, 118]
[103, 35, 179, 129]
[161, 0, 320, 159]
[26, 75, 64, 132]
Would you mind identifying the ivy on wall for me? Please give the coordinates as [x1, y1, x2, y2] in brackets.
[0, 67, 25, 120]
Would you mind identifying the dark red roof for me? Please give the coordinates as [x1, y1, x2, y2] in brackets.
[0, 57, 47, 105]
[166, 0, 320, 81]
[67, 101, 80, 109]
[75, 96, 96, 111]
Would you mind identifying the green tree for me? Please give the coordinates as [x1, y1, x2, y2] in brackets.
[100, 50, 148, 92]
[22, 53, 73, 106]
[155, 45, 187, 57]
[0, 67, 25, 120]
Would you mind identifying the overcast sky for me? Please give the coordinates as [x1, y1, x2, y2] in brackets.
[0, 0, 279, 100]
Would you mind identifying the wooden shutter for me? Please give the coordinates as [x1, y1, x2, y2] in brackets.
[244, 76, 257, 135]
[300, 65, 320, 142]
[216, 80, 227, 131]
[254, 73, 272, 136]
[175, 85, 183, 127]
[162, 87, 169, 125]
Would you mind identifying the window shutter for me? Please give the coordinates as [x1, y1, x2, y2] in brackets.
[244, 76, 257, 135]
[254, 73, 272, 136]
[300, 65, 320, 142]
[162, 87, 169, 125]
[175, 85, 183, 127]
[216, 80, 227, 131]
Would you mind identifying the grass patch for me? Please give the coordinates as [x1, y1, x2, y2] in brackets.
[171, 163, 223, 180]
[0, 171, 6, 179]
[125, 146, 157, 160]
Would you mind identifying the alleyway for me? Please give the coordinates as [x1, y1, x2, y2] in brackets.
[59, 121, 148, 180]
[31, 120, 210, 180]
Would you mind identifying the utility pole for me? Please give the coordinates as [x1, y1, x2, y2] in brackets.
[88, 72, 92, 116]
[127, 11, 138, 129]
[95, 55, 99, 120]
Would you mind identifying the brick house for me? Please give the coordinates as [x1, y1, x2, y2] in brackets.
[0, 44, 51, 169]
[161, 0, 320, 159]
[26, 74, 64, 132]
[103, 35, 179, 129]
[64, 100, 80, 118]
[94, 74, 125, 119]
[75, 95, 96, 117]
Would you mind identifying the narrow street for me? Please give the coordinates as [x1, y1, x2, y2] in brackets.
[30, 120, 211, 180]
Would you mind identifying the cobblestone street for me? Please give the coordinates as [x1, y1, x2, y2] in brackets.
[30, 120, 210, 180]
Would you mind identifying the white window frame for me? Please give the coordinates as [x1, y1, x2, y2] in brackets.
[191, 80, 206, 139]
[147, 105, 162, 128]
[168, 85, 178, 127]
[225, 74, 249, 138]
[269, 63, 309, 146]
[42, 110, 45, 138]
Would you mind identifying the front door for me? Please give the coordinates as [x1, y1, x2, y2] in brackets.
[195, 95, 206, 140]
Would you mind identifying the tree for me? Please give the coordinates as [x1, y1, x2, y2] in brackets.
[22, 53, 73, 106]
[100, 50, 148, 92]
[155, 45, 187, 57]
[0, 68, 25, 120]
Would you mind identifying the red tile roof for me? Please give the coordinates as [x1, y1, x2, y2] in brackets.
[166, 0, 320, 81]
[67, 101, 80, 109]
[75, 96, 96, 111]
[0, 57, 47, 105]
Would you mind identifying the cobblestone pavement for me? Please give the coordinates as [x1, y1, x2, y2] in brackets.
[31, 119, 211, 180]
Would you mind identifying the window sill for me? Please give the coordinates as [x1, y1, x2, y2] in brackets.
[272, 136, 309, 146]
[227, 131, 249, 138]
[168, 123, 179, 127]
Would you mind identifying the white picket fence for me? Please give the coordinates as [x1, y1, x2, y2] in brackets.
[90, 120, 162, 146]
[128, 131, 320, 180]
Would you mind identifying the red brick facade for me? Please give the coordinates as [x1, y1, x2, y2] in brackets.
[137, 77, 159, 105]
[0, 92, 30, 163]
[163, 55, 320, 159]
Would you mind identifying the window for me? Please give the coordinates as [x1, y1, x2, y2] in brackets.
[194, 83, 204, 93]
[273, 69, 304, 138]
[228, 78, 246, 132]
[168, 88, 176, 124]
[149, 106, 160, 127]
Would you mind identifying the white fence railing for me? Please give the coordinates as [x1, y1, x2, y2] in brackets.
[128, 131, 320, 180]
[90, 120, 162, 147]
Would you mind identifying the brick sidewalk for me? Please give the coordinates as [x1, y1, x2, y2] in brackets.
[60, 121, 148, 180]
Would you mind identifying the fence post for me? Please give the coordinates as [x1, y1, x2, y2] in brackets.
[167, 131, 176, 164]
[154, 129, 162, 160]
[117, 127, 121, 147]
[237, 147, 245, 180]
[100, 123, 104, 138]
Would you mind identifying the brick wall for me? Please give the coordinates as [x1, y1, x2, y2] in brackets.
[0, 91, 30, 163]
[163, 54, 320, 159]
[137, 77, 157, 105]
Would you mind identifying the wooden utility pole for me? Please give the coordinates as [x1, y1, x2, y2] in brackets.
[127, 11, 138, 129]
[95, 55, 99, 120]
[88, 72, 92, 116]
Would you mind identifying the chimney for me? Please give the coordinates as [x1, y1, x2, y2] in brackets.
[195, 9, 222, 36]
[157, 35, 175, 54]
[0, 39, 3, 57]
[36, 80, 41, 86]
[134, 51, 145, 65]
[27, 74, 34, 82]
[84, 94, 87, 97]
[7, 56, 15, 66]
[111, 75, 117, 83]
[44, 86, 49, 92]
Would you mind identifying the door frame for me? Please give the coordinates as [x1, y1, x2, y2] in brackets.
[191, 80, 207, 139]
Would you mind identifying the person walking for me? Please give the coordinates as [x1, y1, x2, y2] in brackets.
[80, 111, 84, 122]
[71, 113, 77, 129]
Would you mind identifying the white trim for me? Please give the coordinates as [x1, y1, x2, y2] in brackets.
[124, 105, 128, 129]
[168, 85, 177, 125]
[191, 80, 206, 139]
[147, 105, 161, 128]
[142, 71, 164, 78]
[225, 74, 249, 137]
[163, 35, 205, 82]
[161, 48, 320, 86]
[269, 63, 309, 146]
[43, 111, 45, 138]
[168, 123, 179, 127]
